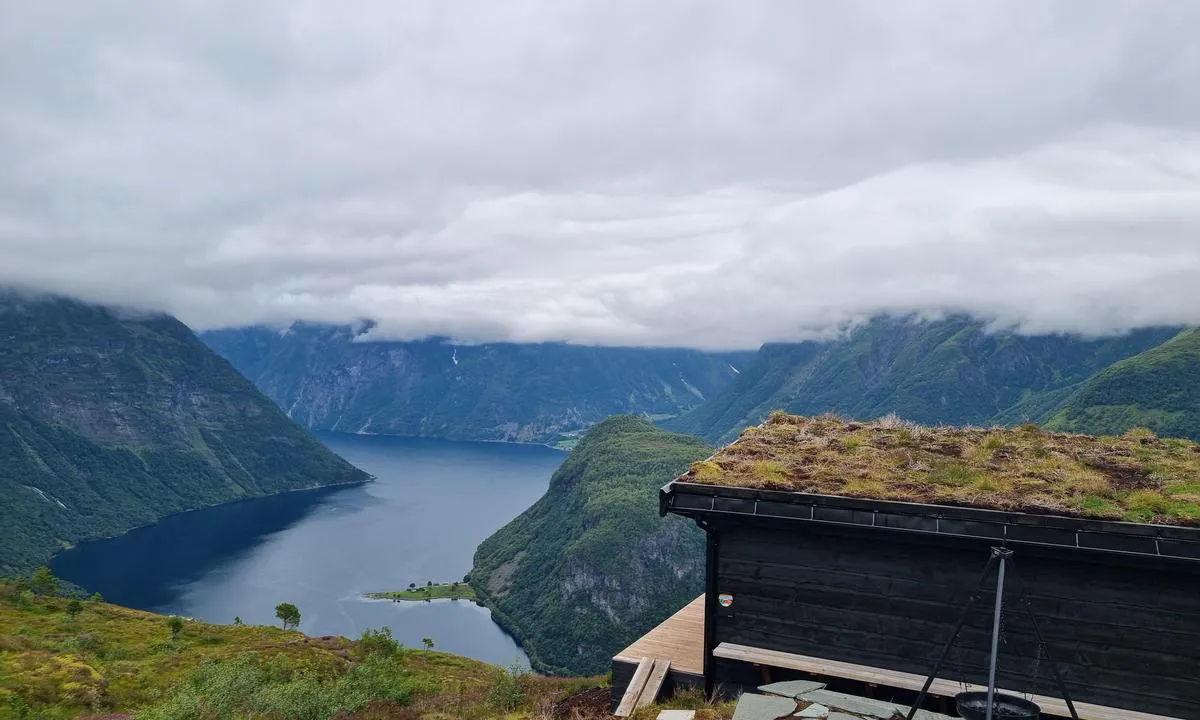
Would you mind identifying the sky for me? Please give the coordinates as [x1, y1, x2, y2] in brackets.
[1, 1, 1198, 350]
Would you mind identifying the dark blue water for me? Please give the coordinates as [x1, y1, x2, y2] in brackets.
[51, 433, 564, 667]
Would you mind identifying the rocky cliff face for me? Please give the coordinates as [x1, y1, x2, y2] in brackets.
[469, 416, 710, 675]
[0, 295, 368, 574]
[203, 324, 751, 443]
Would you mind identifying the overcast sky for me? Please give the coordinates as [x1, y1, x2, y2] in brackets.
[2, 1, 1198, 349]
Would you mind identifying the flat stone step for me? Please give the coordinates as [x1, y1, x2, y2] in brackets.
[796, 689, 956, 720]
[797, 690, 904, 719]
[795, 702, 829, 718]
[733, 693, 798, 720]
[657, 711, 696, 720]
[760, 680, 828, 698]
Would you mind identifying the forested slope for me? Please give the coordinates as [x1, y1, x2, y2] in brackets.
[0, 295, 367, 574]
[469, 416, 711, 675]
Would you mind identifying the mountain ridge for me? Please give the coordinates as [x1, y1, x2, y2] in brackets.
[1047, 327, 1200, 440]
[202, 323, 752, 444]
[0, 295, 369, 575]
[666, 316, 1182, 443]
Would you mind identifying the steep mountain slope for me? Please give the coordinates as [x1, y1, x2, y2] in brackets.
[468, 416, 711, 675]
[202, 324, 750, 444]
[668, 316, 1178, 443]
[0, 295, 368, 575]
[1046, 328, 1200, 441]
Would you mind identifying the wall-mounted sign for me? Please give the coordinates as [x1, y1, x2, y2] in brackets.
[718, 593, 734, 608]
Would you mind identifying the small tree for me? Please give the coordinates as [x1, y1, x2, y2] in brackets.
[275, 602, 301, 630]
[66, 598, 83, 620]
[89, 592, 103, 603]
[426, 580, 432, 588]
[421, 637, 434, 650]
[233, 616, 243, 625]
[168, 616, 184, 640]
[30, 566, 58, 596]
[408, 582, 416, 590]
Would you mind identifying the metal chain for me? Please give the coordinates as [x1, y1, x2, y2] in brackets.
[1026, 640, 1045, 701]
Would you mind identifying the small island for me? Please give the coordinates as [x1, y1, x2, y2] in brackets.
[366, 581, 477, 602]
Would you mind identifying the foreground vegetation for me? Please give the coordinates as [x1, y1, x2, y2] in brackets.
[0, 579, 605, 720]
[366, 582, 477, 602]
[686, 412, 1200, 525]
[470, 416, 713, 675]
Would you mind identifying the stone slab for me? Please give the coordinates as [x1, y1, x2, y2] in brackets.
[828, 714, 860, 720]
[657, 711, 696, 720]
[733, 693, 798, 720]
[891, 708, 956, 720]
[761, 680, 828, 698]
[795, 702, 829, 718]
[798, 689, 904, 719]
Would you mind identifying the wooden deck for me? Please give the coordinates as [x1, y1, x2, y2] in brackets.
[612, 594, 705, 675]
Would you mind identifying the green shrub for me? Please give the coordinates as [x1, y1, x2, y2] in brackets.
[358, 627, 401, 659]
[487, 663, 530, 712]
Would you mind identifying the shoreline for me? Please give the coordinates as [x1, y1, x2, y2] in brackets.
[363, 582, 479, 603]
[49, 475, 373, 561]
[320, 428, 575, 452]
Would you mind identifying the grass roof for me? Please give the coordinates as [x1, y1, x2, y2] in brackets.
[681, 412, 1200, 526]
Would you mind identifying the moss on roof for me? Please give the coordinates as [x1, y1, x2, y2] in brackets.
[681, 412, 1200, 526]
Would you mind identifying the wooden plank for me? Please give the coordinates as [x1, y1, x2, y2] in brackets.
[635, 659, 672, 709]
[615, 657, 653, 718]
[713, 643, 1185, 720]
[613, 595, 705, 675]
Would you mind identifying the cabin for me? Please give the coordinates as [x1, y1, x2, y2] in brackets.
[612, 414, 1200, 720]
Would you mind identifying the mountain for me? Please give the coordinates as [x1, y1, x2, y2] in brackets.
[468, 415, 711, 675]
[667, 316, 1180, 444]
[0, 295, 368, 575]
[1046, 328, 1200, 441]
[202, 324, 750, 444]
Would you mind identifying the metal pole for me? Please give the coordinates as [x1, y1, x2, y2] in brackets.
[986, 548, 1011, 720]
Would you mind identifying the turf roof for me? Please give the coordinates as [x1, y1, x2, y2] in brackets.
[681, 412, 1200, 526]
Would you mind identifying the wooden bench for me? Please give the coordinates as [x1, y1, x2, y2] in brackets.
[713, 643, 1184, 720]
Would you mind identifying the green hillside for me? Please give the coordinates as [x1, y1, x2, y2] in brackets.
[0, 295, 368, 575]
[0, 578, 604, 720]
[1047, 328, 1200, 441]
[469, 416, 712, 675]
[202, 324, 751, 444]
[668, 316, 1179, 443]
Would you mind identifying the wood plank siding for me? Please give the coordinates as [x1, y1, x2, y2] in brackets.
[709, 521, 1200, 719]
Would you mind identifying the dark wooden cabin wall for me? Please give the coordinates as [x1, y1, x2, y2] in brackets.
[712, 524, 1200, 719]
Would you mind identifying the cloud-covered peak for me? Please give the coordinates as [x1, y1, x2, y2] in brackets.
[2, 1, 1198, 349]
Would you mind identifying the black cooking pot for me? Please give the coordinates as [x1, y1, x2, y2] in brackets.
[955, 691, 1040, 720]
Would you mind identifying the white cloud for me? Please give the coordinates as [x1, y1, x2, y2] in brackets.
[1, 0, 1198, 349]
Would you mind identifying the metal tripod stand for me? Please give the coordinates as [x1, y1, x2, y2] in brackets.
[904, 546, 1080, 720]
